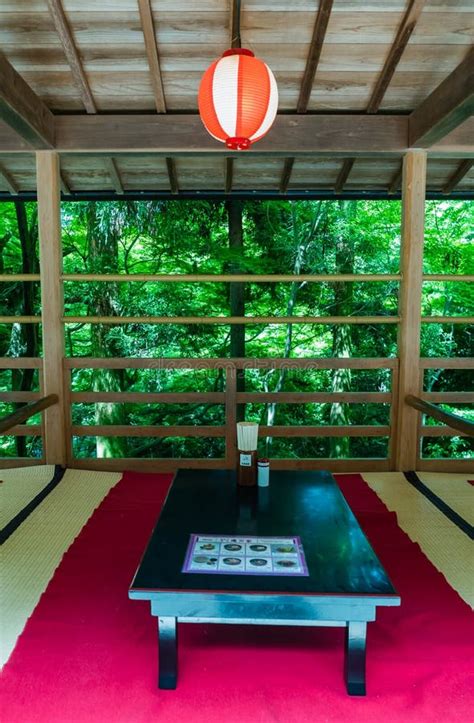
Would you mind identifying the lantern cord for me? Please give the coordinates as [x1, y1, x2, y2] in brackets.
[231, 0, 242, 49]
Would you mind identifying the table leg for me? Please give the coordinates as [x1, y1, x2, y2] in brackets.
[344, 621, 367, 696]
[158, 616, 178, 689]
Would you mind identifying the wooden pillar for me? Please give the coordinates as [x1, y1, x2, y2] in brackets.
[394, 150, 427, 471]
[36, 151, 66, 465]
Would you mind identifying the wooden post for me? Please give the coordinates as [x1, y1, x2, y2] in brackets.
[36, 151, 67, 465]
[394, 150, 427, 471]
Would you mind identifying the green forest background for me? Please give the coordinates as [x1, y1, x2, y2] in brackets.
[0, 198, 472, 461]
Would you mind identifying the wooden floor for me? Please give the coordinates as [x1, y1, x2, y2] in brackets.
[0, 468, 472, 669]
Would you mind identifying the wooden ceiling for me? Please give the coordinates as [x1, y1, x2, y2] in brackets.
[0, 0, 473, 196]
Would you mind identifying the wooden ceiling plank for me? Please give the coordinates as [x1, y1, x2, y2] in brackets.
[297, 0, 334, 114]
[166, 157, 179, 194]
[366, 0, 427, 114]
[0, 53, 55, 149]
[46, 0, 97, 114]
[0, 163, 19, 195]
[442, 159, 473, 195]
[138, 0, 166, 113]
[409, 47, 474, 148]
[225, 158, 233, 194]
[334, 159, 355, 193]
[387, 161, 403, 195]
[279, 158, 295, 194]
[105, 158, 124, 194]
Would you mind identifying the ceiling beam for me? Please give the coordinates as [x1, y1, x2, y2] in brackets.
[225, 158, 234, 194]
[0, 114, 471, 158]
[334, 159, 355, 193]
[138, 0, 166, 113]
[409, 47, 474, 147]
[279, 158, 295, 194]
[105, 158, 124, 194]
[0, 53, 55, 149]
[48, 114, 409, 155]
[166, 157, 179, 194]
[367, 0, 426, 114]
[0, 163, 19, 194]
[387, 162, 403, 195]
[46, 0, 96, 114]
[297, 0, 334, 113]
[442, 159, 473, 195]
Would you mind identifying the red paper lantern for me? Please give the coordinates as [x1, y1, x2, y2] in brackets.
[198, 48, 278, 150]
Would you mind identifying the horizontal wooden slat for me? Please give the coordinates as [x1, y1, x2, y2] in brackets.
[63, 315, 401, 325]
[0, 357, 43, 369]
[421, 316, 474, 324]
[2, 424, 42, 436]
[71, 424, 227, 437]
[69, 458, 230, 472]
[61, 273, 402, 282]
[71, 424, 390, 438]
[236, 392, 392, 403]
[422, 274, 474, 282]
[417, 459, 474, 472]
[66, 457, 391, 473]
[407, 394, 473, 436]
[71, 391, 226, 403]
[0, 458, 46, 468]
[259, 425, 390, 437]
[420, 358, 474, 369]
[65, 357, 398, 370]
[0, 316, 42, 323]
[0, 274, 41, 282]
[0, 392, 41, 402]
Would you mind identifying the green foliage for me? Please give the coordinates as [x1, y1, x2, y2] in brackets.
[0, 198, 472, 461]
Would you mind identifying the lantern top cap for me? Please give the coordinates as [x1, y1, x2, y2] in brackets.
[222, 48, 254, 58]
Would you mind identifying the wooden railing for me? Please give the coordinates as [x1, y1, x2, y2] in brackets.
[0, 394, 58, 435]
[406, 395, 474, 438]
[63, 356, 397, 473]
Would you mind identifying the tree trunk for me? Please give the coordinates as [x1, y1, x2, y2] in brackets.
[86, 203, 128, 458]
[227, 199, 245, 421]
[330, 201, 354, 458]
[13, 202, 39, 456]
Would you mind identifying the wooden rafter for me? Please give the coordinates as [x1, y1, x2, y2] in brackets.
[0, 53, 55, 149]
[60, 171, 71, 195]
[387, 162, 403, 195]
[279, 158, 295, 194]
[46, 0, 96, 114]
[334, 159, 354, 193]
[297, 0, 334, 113]
[105, 158, 124, 194]
[0, 163, 19, 194]
[166, 157, 179, 194]
[138, 0, 166, 113]
[225, 158, 233, 194]
[442, 159, 473, 195]
[409, 47, 474, 147]
[367, 0, 426, 114]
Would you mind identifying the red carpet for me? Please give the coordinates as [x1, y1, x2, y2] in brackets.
[1, 472, 472, 723]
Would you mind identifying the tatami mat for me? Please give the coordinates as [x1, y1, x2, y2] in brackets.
[362, 472, 474, 608]
[416, 472, 474, 527]
[0, 468, 121, 668]
[0, 465, 55, 530]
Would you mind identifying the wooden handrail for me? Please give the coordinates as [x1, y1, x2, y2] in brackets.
[405, 395, 474, 437]
[0, 394, 58, 435]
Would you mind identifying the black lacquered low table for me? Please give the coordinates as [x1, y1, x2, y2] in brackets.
[129, 470, 400, 695]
